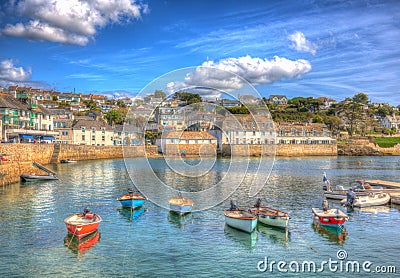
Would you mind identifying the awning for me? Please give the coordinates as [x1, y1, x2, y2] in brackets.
[19, 134, 34, 140]
[41, 136, 55, 141]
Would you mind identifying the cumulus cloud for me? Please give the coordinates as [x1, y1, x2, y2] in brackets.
[165, 55, 312, 99]
[288, 31, 317, 55]
[0, 59, 32, 82]
[1, 0, 148, 45]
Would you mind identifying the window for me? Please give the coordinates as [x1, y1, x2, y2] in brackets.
[92, 127, 96, 132]
[81, 127, 85, 132]
[102, 136, 105, 141]
[82, 135, 85, 141]
[92, 135, 95, 141]
[253, 131, 256, 136]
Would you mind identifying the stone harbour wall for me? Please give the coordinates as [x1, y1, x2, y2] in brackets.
[221, 143, 337, 157]
[164, 144, 217, 156]
[0, 143, 158, 186]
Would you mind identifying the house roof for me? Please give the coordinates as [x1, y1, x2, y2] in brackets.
[163, 131, 216, 140]
[0, 93, 29, 109]
[269, 95, 287, 99]
[72, 119, 113, 130]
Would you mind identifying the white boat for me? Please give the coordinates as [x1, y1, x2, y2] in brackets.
[168, 193, 194, 214]
[250, 199, 290, 229]
[60, 159, 77, 163]
[341, 192, 391, 208]
[20, 173, 58, 182]
[224, 209, 258, 233]
[391, 194, 400, 205]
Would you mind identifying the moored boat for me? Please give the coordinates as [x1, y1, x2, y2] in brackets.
[20, 173, 58, 182]
[224, 200, 258, 233]
[60, 159, 77, 163]
[249, 199, 290, 229]
[117, 188, 147, 208]
[311, 207, 348, 228]
[64, 208, 102, 240]
[341, 192, 390, 208]
[168, 192, 194, 214]
[64, 230, 100, 253]
[391, 194, 400, 205]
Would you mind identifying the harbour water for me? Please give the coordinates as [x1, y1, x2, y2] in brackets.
[0, 156, 399, 277]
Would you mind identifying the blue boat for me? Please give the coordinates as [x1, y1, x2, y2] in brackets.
[117, 189, 147, 208]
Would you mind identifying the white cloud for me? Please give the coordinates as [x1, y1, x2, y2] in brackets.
[288, 31, 317, 55]
[0, 59, 32, 82]
[166, 55, 312, 99]
[1, 0, 147, 45]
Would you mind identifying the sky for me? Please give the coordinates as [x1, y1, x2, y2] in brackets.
[0, 0, 399, 105]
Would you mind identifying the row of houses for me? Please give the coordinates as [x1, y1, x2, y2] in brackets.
[0, 92, 139, 145]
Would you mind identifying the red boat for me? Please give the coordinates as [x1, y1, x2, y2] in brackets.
[64, 208, 102, 239]
[311, 208, 348, 228]
[64, 231, 100, 253]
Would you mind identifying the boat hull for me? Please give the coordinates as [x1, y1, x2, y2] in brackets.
[311, 208, 348, 228]
[64, 214, 102, 240]
[224, 215, 257, 233]
[352, 193, 390, 207]
[20, 174, 58, 182]
[169, 203, 193, 214]
[258, 214, 289, 229]
[391, 196, 400, 205]
[118, 199, 145, 208]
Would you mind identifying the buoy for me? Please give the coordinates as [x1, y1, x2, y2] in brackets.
[370, 160, 373, 163]
[358, 161, 362, 165]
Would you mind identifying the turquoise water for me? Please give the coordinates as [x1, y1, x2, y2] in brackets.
[0, 156, 399, 277]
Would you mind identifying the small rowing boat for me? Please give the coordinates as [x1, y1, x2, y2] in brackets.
[64, 208, 102, 240]
[391, 193, 400, 205]
[117, 188, 147, 208]
[168, 192, 194, 214]
[224, 200, 258, 233]
[341, 192, 390, 208]
[20, 173, 58, 182]
[60, 159, 77, 163]
[311, 208, 348, 228]
[249, 199, 290, 229]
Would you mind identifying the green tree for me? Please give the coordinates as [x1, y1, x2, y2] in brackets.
[323, 115, 342, 132]
[154, 90, 166, 99]
[116, 99, 127, 108]
[312, 115, 323, 123]
[145, 131, 162, 145]
[83, 99, 97, 110]
[226, 106, 250, 114]
[105, 110, 123, 125]
[352, 93, 369, 104]
[175, 92, 202, 104]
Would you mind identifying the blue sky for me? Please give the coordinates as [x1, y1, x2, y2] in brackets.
[0, 0, 399, 105]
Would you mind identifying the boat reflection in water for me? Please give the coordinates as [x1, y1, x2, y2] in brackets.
[64, 230, 100, 255]
[117, 207, 146, 222]
[257, 224, 290, 246]
[224, 224, 258, 249]
[312, 222, 348, 245]
[167, 211, 194, 229]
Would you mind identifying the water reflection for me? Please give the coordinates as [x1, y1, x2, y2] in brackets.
[224, 224, 258, 249]
[257, 224, 290, 246]
[312, 222, 348, 245]
[167, 211, 194, 229]
[64, 231, 100, 255]
[117, 207, 146, 222]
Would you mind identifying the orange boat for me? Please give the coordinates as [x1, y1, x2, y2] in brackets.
[64, 208, 102, 239]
